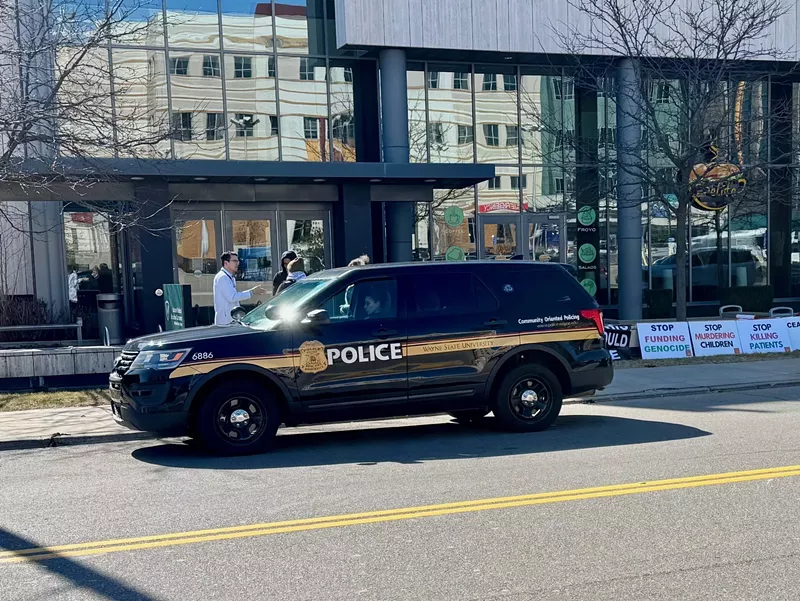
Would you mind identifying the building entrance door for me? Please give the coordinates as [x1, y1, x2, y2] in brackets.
[173, 204, 332, 325]
[526, 214, 566, 264]
[480, 216, 520, 259]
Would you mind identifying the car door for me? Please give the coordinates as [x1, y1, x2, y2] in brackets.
[401, 270, 507, 412]
[293, 276, 408, 415]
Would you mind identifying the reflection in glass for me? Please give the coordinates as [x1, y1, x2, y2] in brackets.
[413, 202, 430, 260]
[478, 166, 521, 214]
[221, 0, 274, 52]
[226, 54, 278, 160]
[427, 68, 474, 163]
[232, 219, 274, 302]
[520, 71, 564, 164]
[483, 221, 518, 259]
[279, 57, 329, 161]
[111, 49, 171, 158]
[329, 60, 358, 162]
[165, 0, 220, 49]
[110, 0, 164, 46]
[286, 219, 326, 273]
[408, 67, 427, 163]
[475, 66, 519, 163]
[275, 0, 326, 55]
[522, 166, 564, 213]
[169, 53, 225, 159]
[432, 188, 476, 261]
[175, 218, 218, 307]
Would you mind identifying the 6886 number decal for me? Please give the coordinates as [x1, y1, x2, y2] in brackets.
[191, 352, 214, 361]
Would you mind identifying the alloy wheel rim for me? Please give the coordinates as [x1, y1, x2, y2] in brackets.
[216, 395, 266, 444]
[509, 377, 551, 421]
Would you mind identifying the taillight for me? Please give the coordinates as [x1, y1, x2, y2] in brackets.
[580, 308, 604, 335]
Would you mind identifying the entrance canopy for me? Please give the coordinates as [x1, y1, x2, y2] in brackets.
[42, 158, 495, 189]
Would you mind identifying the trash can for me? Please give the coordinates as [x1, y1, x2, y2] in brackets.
[97, 293, 124, 345]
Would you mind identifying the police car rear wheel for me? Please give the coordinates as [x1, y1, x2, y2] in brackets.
[493, 364, 562, 432]
[196, 380, 280, 455]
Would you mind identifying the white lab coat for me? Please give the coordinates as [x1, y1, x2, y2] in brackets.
[213, 268, 255, 325]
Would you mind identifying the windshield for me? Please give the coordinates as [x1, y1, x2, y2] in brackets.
[241, 278, 335, 329]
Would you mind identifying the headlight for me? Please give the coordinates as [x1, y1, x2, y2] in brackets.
[130, 349, 191, 371]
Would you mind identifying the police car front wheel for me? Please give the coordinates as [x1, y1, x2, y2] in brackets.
[195, 380, 280, 455]
[493, 364, 563, 432]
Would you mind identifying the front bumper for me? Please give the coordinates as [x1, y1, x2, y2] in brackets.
[108, 371, 190, 436]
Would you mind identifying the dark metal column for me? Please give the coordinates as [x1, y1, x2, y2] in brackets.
[379, 48, 413, 262]
[616, 58, 644, 320]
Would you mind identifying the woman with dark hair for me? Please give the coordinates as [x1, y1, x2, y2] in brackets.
[272, 250, 298, 295]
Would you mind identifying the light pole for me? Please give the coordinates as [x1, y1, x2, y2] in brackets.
[230, 116, 260, 158]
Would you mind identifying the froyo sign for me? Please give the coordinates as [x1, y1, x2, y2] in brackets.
[736, 319, 792, 354]
[638, 322, 694, 359]
[688, 321, 742, 356]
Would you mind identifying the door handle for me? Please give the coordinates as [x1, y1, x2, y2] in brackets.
[484, 319, 507, 327]
[372, 328, 397, 338]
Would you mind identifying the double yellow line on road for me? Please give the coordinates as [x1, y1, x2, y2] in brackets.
[3, 464, 799, 564]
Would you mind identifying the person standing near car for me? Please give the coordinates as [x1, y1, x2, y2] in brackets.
[275, 257, 308, 294]
[272, 250, 298, 295]
[214, 251, 263, 325]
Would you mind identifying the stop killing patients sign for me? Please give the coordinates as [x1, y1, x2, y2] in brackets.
[736, 319, 792, 354]
[638, 322, 694, 359]
[688, 321, 742, 356]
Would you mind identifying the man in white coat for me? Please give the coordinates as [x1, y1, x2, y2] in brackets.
[213, 251, 264, 325]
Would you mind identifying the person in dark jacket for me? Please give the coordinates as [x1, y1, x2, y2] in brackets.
[272, 250, 298, 295]
[97, 263, 114, 293]
[275, 257, 307, 295]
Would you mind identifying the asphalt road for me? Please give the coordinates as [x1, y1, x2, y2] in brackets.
[1, 386, 800, 601]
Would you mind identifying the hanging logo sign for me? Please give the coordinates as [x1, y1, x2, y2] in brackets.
[690, 146, 747, 212]
[443, 206, 464, 228]
[638, 322, 693, 359]
[688, 321, 742, 356]
[735, 319, 792, 354]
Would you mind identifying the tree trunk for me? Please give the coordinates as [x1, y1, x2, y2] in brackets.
[715, 211, 725, 289]
[675, 198, 689, 320]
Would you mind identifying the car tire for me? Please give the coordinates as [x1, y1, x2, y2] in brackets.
[195, 379, 280, 456]
[492, 364, 562, 432]
[448, 410, 489, 424]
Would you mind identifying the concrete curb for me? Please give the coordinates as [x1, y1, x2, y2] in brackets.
[0, 431, 157, 452]
[567, 379, 800, 404]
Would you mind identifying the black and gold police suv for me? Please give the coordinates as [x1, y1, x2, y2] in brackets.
[108, 262, 613, 455]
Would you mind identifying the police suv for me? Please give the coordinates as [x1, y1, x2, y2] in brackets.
[109, 262, 613, 455]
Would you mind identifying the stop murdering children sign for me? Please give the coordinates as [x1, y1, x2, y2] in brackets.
[638, 322, 694, 359]
[688, 321, 742, 356]
[736, 318, 792, 354]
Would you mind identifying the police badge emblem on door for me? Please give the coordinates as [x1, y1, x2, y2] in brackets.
[299, 340, 328, 374]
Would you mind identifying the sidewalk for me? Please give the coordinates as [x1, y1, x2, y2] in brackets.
[2, 358, 800, 449]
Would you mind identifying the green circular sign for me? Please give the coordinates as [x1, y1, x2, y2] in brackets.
[577, 205, 597, 226]
[578, 243, 597, 263]
[445, 246, 466, 261]
[443, 206, 465, 228]
[580, 278, 597, 296]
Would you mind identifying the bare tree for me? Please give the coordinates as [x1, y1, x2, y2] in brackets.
[0, 0, 173, 231]
[560, 0, 788, 319]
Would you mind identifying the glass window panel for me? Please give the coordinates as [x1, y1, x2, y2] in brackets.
[407, 66, 427, 163]
[329, 60, 358, 162]
[520, 70, 564, 164]
[232, 219, 274, 303]
[482, 220, 519, 259]
[521, 166, 565, 213]
[275, 0, 326, 56]
[165, 0, 220, 49]
[174, 218, 218, 308]
[413, 202, 430, 260]
[278, 57, 330, 161]
[109, 0, 164, 46]
[169, 52, 225, 158]
[285, 219, 326, 273]
[723, 174, 768, 289]
[427, 67, 474, 164]
[221, 0, 274, 52]
[226, 54, 278, 160]
[432, 188, 476, 261]
[475, 66, 519, 163]
[112, 49, 171, 159]
[478, 166, 521, 214]
[731, 80, 769, 166]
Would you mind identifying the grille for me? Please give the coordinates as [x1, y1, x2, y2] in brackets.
[115, 351, 138, 375]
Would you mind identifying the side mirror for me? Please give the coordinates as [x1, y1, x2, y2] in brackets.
[264, 304, 279, 321]
[230, 306, 247, 322]
[302, 308, 330, 326]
